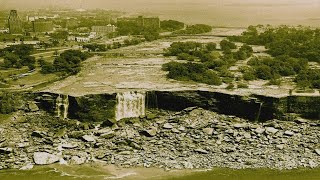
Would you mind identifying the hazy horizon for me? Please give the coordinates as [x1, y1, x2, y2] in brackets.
[1, 0, 320, 27]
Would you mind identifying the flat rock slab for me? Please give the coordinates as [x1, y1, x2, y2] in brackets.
[33, 152, 60, 165]
[266, 127, 278, 134]
[284, 131, 295, 136]
[82, 135, 96, 142]
[62, 143, 78, 149]
[194, 148, 209, 154]
[163, 123, 173, 129]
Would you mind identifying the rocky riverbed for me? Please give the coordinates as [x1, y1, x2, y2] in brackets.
[0, 107, 319, 171]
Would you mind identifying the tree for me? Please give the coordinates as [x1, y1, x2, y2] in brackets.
[160, 20, 184, 31]
[3, 53, 20, 68]
[206, 42, 217, 51]
[220, 40, 237, 51]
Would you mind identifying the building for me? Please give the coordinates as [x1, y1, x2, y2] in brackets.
[8, 10, 23, 34]
[91, 24, 116, 35]
[75, 36, 90, 42]
[117, 16, 160, 29]
[32, 19, 54, 33]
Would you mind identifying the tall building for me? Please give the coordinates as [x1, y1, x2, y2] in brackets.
[117, 16, 160, 29]
[8, 10, 23, 34]
[32, 19, 54, 33]
[91, 24, 116, 35]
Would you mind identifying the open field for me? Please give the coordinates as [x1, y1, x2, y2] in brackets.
[41, 29, 319, 97]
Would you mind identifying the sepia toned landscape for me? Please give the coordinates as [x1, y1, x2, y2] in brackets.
[0, 0, 319, 180]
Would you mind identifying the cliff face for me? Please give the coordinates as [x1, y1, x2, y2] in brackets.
[33, 91, 320, 122]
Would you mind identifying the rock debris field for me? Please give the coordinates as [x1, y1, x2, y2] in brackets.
[0, 107, 319, 170]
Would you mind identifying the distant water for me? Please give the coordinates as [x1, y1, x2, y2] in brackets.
[137, 0, 320, 27]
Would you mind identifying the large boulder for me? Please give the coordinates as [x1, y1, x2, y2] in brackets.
[139, 127, 157, 137]
[31, 131, 46, 138]
[33, 152, 60, 165]
[0, 147, 13, 154]
[203, 128, 214, 135]
[101, 119, 117, 127]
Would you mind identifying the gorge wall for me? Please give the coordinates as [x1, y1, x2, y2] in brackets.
[33, 90, 320, 122]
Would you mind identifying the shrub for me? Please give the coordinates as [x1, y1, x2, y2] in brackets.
[237, 83, 249, 88]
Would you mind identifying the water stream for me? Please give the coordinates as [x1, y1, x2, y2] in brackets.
[55, 94, 69, 119]
[115, 91, 146, 120]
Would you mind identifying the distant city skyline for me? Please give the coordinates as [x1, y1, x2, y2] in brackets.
[0, 0, 319, 10]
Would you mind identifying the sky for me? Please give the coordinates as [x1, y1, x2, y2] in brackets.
[0, 0, 319, 10]
[1, 0, 320, 26]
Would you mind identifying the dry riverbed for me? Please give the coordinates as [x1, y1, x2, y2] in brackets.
[0, 107, 319, 172]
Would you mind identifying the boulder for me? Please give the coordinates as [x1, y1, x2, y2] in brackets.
[27, 101, 39, 112]
[31, 131, 46, 138]
[194, 148, 209, 154]
[70, 156, 86, 165]
[82, 135, 96, 142]
[315, 149, 320, 156]
[254, 127, 265, 134]
[140, 127, 157, 137]
[0, 147, 13, 154]
[234, 123, 247, 129]
[244, 133, 251, 139]
[19, 163, 34, 170]
[17, 142, 30, 148]
[266, 127, 278, 134]
[33, 152, 60, 165]
[163, 123, 173, 129]
[276, 144, 284, 150]
[203, 128, 214, 135]
[178, 126, 186, 131]
[100, 131, 115, 139]
[62, 143, 78, 149]
[284, 131, 294, 136]
[101, 119, 116, 127]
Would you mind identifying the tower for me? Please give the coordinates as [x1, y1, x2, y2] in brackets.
[8, 10, 23, 34]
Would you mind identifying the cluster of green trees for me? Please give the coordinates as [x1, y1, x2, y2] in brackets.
[230, 25, 320, 63]
[160, 20, 185, 31]
[295, 69, 320, 89]
[123, 38, 143, 46]
[40, 50, 91, 75]
[0, 93, 21, 114]
[162, 61, 222, 85]
[174, 24, 212, 35]
[163, 41, 255, 85]
[83, 43, 107, 52]
[240, 55, 308, 83]
[0, 44, 36, 70]
[164, 41, 217, 62]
